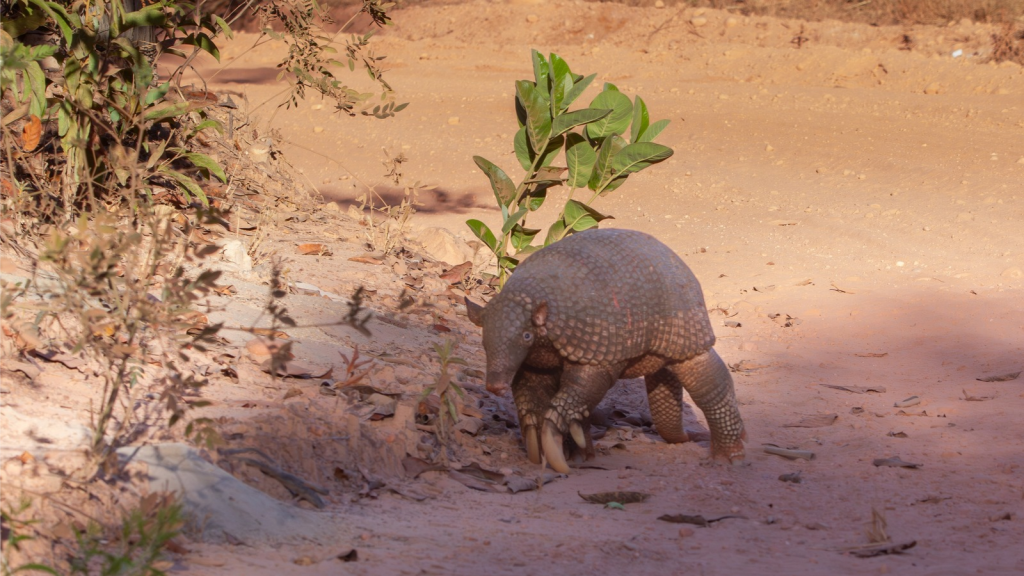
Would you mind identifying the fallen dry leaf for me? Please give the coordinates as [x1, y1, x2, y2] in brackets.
[298, 243, 331, 256]
[820, 383, 887, 394]
[854, 352, 888, 358]
[763, 444, 815, 460]
[578, 491, 649, 505]
[251, 328, 289, 339]
[440, 261, 473, 284]
[783, 413, 838, 428]
[657, 513, 747, 526]
[872, 456, 922, 469]
[349, 256, 383, 265]
[830, 282, 853, 294]
[976, 371, 1020, 382]
[893, 396, 921, 408]
[779, 471, 802, 483]
[847, 540, 917, 558]
[21, 115, 41, 151]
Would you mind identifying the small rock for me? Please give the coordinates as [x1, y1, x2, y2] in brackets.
[526, 14, 539, 23]
[690, 16, 707, 27]
[725, 17, 738, 27]
[678, 528, 695, 537]
[447, 116, 460, 125]
[313, 126, 324, 134]
[323, 201, 341, 213]
[219, 240, 253, 273]
[924, 82, 942, 95]
[1001, 267, 1023, 278]
[654, 0, 665, 7]
[765, 144, 774, 152]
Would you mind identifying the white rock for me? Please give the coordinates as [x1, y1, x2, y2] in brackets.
[220, 240, 253, 272]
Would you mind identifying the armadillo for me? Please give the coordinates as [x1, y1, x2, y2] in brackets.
[466, 228, 746, 473]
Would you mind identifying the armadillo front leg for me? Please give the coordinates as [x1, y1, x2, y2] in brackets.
[511, 367, 561, 464]
[541, 362, 623, 473]
[663, 349, 746, 463]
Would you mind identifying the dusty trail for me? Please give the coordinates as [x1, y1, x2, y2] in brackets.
[4, 1, 1022, 574]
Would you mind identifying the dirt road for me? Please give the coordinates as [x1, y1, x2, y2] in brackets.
[5, 1, 1023, 574]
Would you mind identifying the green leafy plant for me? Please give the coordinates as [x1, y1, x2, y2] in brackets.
[256, 0, 407, 117]
[420, 338, 467, 463]
[1, 497, 59, 576]
[467, 49, 674, 285]
[1, 493, 185, 576]
[0, 0, 230, 212]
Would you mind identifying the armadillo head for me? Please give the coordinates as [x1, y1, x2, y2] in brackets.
[466, 295, 547, 395]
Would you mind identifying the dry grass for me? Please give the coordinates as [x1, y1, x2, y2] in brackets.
[569, 0, 1024, 26]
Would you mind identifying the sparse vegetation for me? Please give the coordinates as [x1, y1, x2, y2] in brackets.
[467, 50, 674, 285]
[419, 338, 467, 463]
[658, 0, 1024, 26]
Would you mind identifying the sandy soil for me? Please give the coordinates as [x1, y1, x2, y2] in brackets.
[3, 1, 1023, 574]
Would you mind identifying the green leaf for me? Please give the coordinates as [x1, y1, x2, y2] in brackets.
[474, 156, 516, 207]
[548, 53, 572, 113]
[183, 32, 220, 62]
[158, 167, 208, 205]
[144, 81, 171, 107]
[585, 89, 633, 139]
[498, 255, 519, 273]
[516, 80, 552, 155]
[611, 142, 674, 176]
[565, 133, 596, 189]
[531, 50, 549, 92]
[525, 186, 547, 211]
[551, 108, 611, 137]
[213, 15, 234, 38]
[588, 134, 627, 191]
[511, 224, 540, 251]
[538, 134, 564, 169]
[121, 6, 167, 31]
[26, 0, 74, 44]
[144, 101, 190, 122]
[513, 127, 532, 171]
[182, 151, 227, 182]
[562, 73, 596, 111]
[603, 82, 620, 92]
[466, 219, 499, 254]
[630, 96, 650, 143]
[638, 118, 670, 143]
[544, 219, 566, 246]
[563, 199, 611, 232]
[501, 206, 528, 235]
[24, 61, 46, 118]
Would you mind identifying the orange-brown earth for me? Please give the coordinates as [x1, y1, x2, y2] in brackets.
[3, 1, 1023, 574]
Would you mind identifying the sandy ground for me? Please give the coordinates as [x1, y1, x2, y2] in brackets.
[3, 1, 1024, 574]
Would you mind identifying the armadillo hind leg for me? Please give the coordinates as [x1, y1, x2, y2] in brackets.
[644, 369, 690, 444]
[664, 349, 746, 463]
[511, 367, 561, 465]
[541, 363, 623, 473]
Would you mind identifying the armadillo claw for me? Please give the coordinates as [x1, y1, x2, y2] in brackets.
[524, 425, 541, 464]
[711, 435, 747, 465]
[569, 421, 587, 450]
[541, 421, 571, 474]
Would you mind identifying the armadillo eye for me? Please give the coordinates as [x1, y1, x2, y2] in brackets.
[522, 331, 533, 342]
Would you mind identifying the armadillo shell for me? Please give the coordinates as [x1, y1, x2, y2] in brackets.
[503, 229, 715, 365]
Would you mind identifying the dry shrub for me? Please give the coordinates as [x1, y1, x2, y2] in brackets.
[611, 0, 1024, 26]
[990, 23, 1024, 64]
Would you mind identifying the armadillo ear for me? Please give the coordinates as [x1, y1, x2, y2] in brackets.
[465, 297, 485, 327]
[531, 302, 548, 327]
